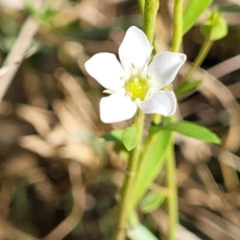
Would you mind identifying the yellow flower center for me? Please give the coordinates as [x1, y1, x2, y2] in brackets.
[124, 77, 149, 101]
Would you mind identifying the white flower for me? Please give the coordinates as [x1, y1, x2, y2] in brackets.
[85, 26, 186, 123]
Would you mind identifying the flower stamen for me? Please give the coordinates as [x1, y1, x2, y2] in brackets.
[125, 76, 149, 101]
[134, 78, 139, 83]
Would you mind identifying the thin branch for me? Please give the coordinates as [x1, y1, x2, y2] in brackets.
[0, 17, 39, 102]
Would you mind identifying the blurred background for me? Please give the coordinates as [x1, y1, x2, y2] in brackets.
[0, 0, 240, 239]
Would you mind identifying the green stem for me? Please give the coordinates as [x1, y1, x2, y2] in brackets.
[113, 0, 160, 238]
[184, 38, 213, 81]
[113, 111, 145, 240]
[143, 0, 159, 44]
[166, 137, 178, 240]
[138, 0, 145, 13]
[171, 0, 183, 52]
[143, 0, 159, 125]
[166, 0, 184, 239]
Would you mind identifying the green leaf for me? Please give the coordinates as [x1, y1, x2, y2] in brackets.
[101, 129, 123, 144]
[183, 0, 212, 34]
[131, 129, 171, 207]
[200, 9, 228, 40]
[165, 121, 221, 144]
[176, 79, 202, 96]
[129, 224, 158, 240]
[219, 4, 240, 13]
[128, 209, 139, 226]
[122, 125, 139, 151]
[139, 191, 166, 214]
[101, 129, 134, 160]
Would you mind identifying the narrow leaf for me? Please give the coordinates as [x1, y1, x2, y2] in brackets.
[183, 0, 212, 34]
[166, 121, 221, 144]
[101, 129, 127, 156]
[122, 125, 139, 151]
[176, 79, 202, 96]
[219, 4, 240, 13]
[139, 191, 166, 213]
[131, 129, 171, 207]
[129, 209, 139, 226]
[101, 129, 123, 144]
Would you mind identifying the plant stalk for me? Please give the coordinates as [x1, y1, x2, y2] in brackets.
[166, 140, 178, 240]
[113, 112, 145, 240]
[138, 0, 145, 13]
[184, 38, 213, 81]
[171, 0, 183, 52]
[166, 0, 184, 239]
[143, 0, 159, 45]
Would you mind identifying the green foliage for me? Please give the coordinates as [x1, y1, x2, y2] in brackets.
[101, 129, 128, 159]
[129, 224, 158, 240]
[122, 125, 140, 151]
[25, 1, 58, 27]
[101, 126, 140, 152]
[200, 8, 228, 40]
[165, 121, 221, 144]
[139, 191, 166, 213]
[183, 0, 212, 34]
[131, 129, 171, 207]
[219, 4, 240, 13]
[128, 209, 139, 227]
[176, 79, 202, 96]
[101, 129, 123, 145]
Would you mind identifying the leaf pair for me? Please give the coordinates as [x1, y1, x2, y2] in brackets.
[102, 120, 220, 209]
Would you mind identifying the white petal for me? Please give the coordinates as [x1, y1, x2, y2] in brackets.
[119, 26, 152, 74]
[148, 52, 186, 89]
[140, 90, 177, 116]
[100, 92, 138, 123]
[85, 53, 125, 91]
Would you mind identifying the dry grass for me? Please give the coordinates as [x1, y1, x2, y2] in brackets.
[0, 0, 240, 239]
